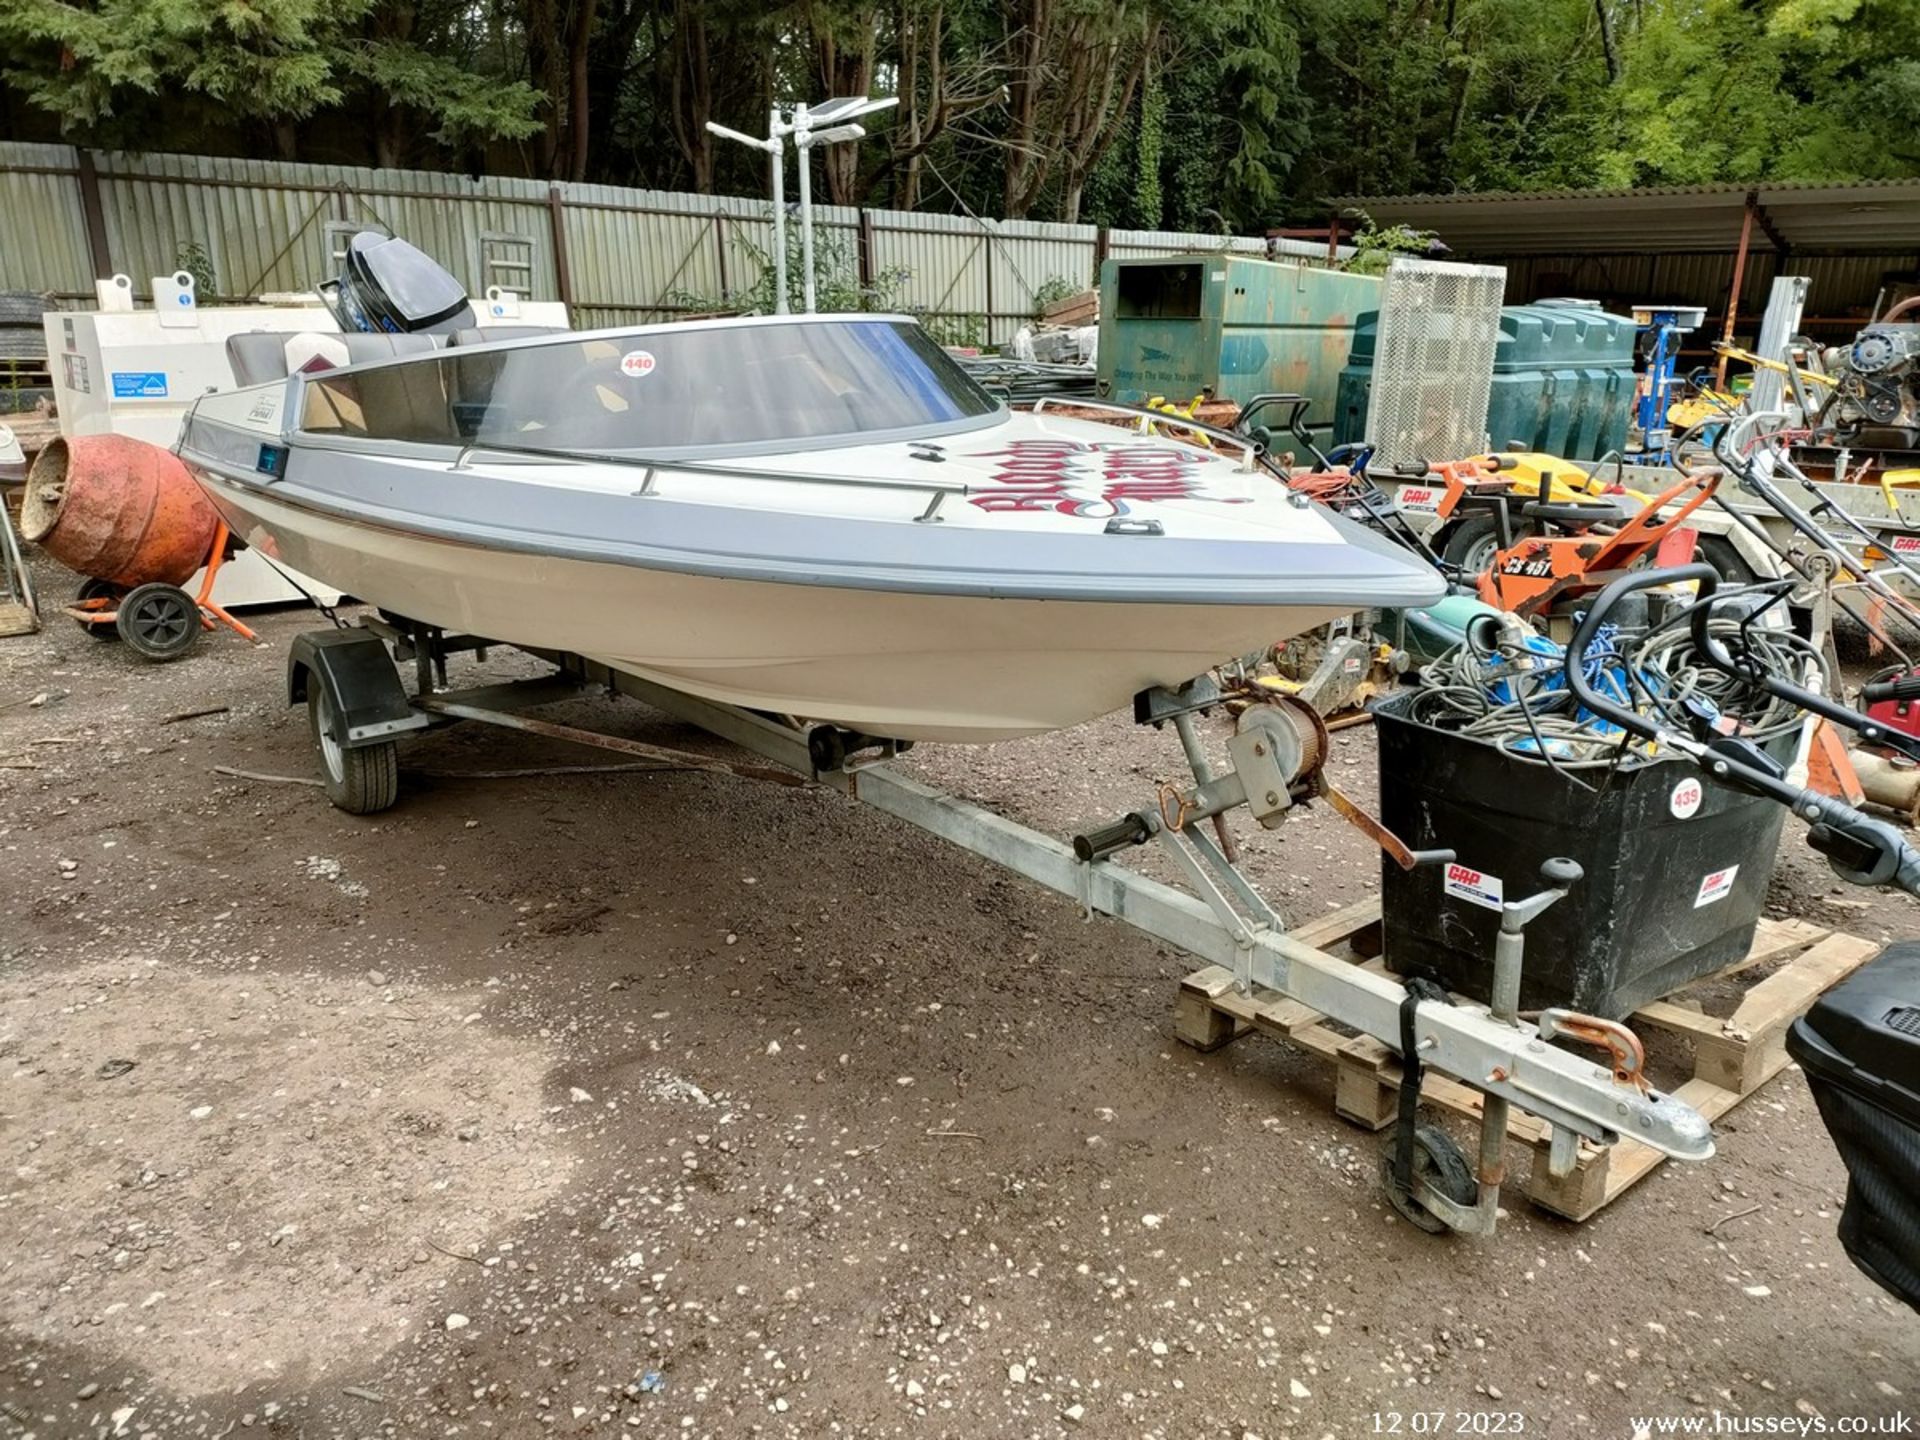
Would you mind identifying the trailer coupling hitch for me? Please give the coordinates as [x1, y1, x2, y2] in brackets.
[1537, 1009, 1650, 1093]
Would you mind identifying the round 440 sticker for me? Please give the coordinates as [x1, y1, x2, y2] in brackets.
[619, 350, 657, 378]
[1670, 776, 1704, 820]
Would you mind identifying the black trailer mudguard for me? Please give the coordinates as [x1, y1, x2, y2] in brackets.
[287, 628, 431, 749]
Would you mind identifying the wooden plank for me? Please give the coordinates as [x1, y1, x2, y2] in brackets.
[1174, 968, 1244, 1051]
[1632, 916, 1835, 1042]
[1727, 931, 1880, 1032]
[1694, 932, 1880, 1094]
[1527, 1077, 1743, 1220]
[1041, 288, 1098, 322]
[1292, 896, 1382, 950]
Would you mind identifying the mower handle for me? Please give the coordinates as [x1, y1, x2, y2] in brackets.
[1567, 565, 1920, 898]
[1682, 571, 1920, 764]
[1565, 565, 1720, 745]
[1861, 673, 1920, 705]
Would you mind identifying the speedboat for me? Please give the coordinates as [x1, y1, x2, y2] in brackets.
[176, 311, 1443, 743]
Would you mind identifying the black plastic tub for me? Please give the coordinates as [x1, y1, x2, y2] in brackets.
[1374, 687, 1795, 1018]
[1787, 941, 1920, 1312]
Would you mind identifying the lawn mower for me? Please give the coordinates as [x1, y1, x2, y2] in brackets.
[1567, 564, 1920, 1313]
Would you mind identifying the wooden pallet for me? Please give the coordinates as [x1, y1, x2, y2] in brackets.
[1173, 899, 1878, 1221]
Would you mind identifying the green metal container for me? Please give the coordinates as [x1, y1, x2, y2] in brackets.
[1334, 299, 1636, 462]
[1096, 255, 1380, 420]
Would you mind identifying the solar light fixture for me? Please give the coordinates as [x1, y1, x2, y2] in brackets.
[706, 94, 899, 315]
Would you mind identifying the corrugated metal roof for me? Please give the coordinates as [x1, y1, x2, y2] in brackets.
[1332, 178, 1920, 256]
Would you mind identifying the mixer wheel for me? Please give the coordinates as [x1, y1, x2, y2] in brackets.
[116, 583, 200, 660]
[74, 578, 125, 640]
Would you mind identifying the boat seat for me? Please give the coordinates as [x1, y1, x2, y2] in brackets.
[224, 331, 443, 386]
[444, 326, 567, 347]
[227, 331, 453, 442]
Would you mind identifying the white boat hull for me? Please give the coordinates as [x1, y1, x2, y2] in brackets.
[198, 472, 1350, 742]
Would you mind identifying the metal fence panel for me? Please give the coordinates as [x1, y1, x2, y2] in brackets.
[0, 142, 94, 297]
[0, 141, 1356, 344]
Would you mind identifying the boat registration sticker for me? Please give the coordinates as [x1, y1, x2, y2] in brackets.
[1669, 777, 1704, 819]
[619, 350, 658, 379]
[1694, 865, 1739, 908]
[1443, 862, 1504, 911]
[1398, 486, 1440, 513]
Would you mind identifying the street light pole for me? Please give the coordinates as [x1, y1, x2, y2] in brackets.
[706, 94, 897, 319]
[793, 102, 813, 317]
[790, 96, 898, 315]
[768, 107, 789, 315]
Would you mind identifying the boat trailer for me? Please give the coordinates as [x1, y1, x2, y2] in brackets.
[286, 616, 1715, 1238]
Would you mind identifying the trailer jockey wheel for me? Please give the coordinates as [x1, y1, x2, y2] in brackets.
[74, 577, 126, 640]
[1380, 1124, 1476, 1234]
[1381, 976, 1480, 1234]
[308, 685, 399, 815]
[116, 583, 200, 660]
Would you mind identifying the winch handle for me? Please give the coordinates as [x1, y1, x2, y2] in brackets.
[1565, 564, 1720, 745]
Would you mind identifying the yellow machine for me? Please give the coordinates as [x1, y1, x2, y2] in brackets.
[1480, 451, 1655, 508]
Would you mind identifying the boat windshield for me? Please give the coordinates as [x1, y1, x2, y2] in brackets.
[297, 318, 1001, 455]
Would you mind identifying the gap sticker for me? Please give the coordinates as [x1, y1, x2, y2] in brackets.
[618, 350, 657, 379]
[1893, 535, 1920, 554]
[1443, 862, 1504, 911]
[1669, 776, 1704, 820]
[1694, 864, 1739, 908]
[1397, 486, 1440, 513]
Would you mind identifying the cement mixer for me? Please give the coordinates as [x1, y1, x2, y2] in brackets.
[21, 433, 258, 659]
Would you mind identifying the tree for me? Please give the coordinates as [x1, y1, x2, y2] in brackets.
[0, 0, 541, 161]
[1001, 0, 1160, 221]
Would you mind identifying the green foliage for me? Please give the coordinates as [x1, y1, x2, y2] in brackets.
[667, 209, 984, 346]
[173, 238, 216, 295]
[1029, 276, 1080, 321]
[0, 0, 355, 130]
[338, 35, 543, 150]
[0, 0, 1914, 218]
[1589, 0, 1920, 184]
[1130, 73, 1165, 230]
[0, 0, 540, 150]
[1341, 217, 1439, 276]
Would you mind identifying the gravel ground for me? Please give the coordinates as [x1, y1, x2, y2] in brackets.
[2, 556, 1915, 1440]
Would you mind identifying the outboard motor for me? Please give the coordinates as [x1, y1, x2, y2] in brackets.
[1787, 944, 1920, 1313]
[319, 231, 476, 337]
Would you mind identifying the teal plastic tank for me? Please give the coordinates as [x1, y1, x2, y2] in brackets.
[1096, 254, 1381, 419]
[1334, 299, 1636, 462]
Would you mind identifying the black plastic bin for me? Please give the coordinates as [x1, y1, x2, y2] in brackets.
[1374, 688, 1795, 1018]
[1787, 942, 1920, 1312]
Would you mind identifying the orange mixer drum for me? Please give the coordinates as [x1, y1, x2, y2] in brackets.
[20, 434, 218, 587]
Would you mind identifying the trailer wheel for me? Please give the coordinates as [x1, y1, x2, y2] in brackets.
[116, 582, 200, 660]
[309, 684, 398, 814]
[1380, 1124, 1477, 1235]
